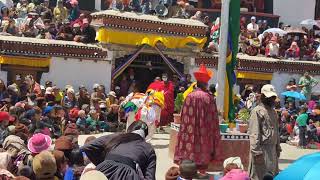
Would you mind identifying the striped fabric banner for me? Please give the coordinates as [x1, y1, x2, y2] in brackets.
[154, 45, 184, 79]
[111, 45, 146, 80]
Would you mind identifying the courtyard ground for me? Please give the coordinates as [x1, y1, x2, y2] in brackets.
[78, 132, 318, 180]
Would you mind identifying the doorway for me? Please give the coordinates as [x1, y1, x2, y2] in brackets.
[114, 53, 184, 93]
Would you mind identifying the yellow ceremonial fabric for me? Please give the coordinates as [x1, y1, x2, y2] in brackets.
[236, 71, 273, 80]
[152, 91, 165, 109]
[97, 28, 207, 49]
[183, 82, 197, 100]
[0, 56, 50, 67]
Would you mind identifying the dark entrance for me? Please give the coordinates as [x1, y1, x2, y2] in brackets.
[114, 53, 184, 92]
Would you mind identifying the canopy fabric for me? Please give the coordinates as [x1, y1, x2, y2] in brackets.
[236, 71, 273, 81]
[0, 55, 50, 67]
[112, 45, 146, 80]
[154, 45, 184, 79]
[96, 28, 207, 49]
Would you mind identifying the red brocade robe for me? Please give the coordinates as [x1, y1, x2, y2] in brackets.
[159, 81, 174, 126]
[174, 89, 220, 166]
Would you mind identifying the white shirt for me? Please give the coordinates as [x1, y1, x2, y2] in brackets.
[317, 45, 320, 53]
[247, 23, 259, 32]
[267, 43, 279, 56]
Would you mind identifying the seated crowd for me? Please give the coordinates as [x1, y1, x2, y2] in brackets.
[0, 0, 96, 43]
[236, 16, 320, 61]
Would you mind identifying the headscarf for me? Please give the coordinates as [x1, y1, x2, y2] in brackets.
[289, 41, 299, 50]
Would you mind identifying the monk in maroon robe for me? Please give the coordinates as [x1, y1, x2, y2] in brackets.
[159, 73, 174, 128]
[174, 64, 220, 173]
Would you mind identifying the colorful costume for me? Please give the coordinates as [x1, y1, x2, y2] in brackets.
[174, 64, 220, 170]
[121, 91, 164, 141]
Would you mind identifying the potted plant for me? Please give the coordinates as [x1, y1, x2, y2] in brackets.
[174, 92, 184, 124]
[237, 108, 250, 133]
[219, 119, 229, 133]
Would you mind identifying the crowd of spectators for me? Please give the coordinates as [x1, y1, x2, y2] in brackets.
[0, 0, 96, 43]
[237, 16, 320, 61]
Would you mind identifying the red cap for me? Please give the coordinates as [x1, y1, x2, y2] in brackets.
[193, 63, 213, 83]
[0, 112, 15, 122]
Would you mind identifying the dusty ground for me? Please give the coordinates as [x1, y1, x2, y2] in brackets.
[78, 132, 318, 180]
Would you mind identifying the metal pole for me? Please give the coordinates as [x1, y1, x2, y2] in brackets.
[216, 0, 230, 116]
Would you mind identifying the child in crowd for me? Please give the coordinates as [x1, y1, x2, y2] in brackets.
[86, 110, 99, 133]
[76, 110, 87, 133]
[297, 106, 309, 148]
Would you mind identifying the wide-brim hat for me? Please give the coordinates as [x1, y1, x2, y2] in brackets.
[108, 91, 117, 98]
[27, 133, 52, 154]
[193, 63, 213, 83]
[261, 84, 277, 98]
[80, 170, 108, 180]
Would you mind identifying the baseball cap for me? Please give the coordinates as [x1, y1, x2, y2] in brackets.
[251, 16, 256, 20]
[0, 112, 15, 122]
[261, 84, 277, 98]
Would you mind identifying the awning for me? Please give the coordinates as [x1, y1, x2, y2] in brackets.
[0, 55, 50, 67]
[96, 28, 207, 49]
[236, 71, 273, 81]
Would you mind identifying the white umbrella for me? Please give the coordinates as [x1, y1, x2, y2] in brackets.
[300, 19, 320, 28]
[263, 28, 287, 36]
[0, 0, 13, 8]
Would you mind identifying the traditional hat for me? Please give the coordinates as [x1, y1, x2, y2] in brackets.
[54, 136, 73, 151]
[27, 133, 52, 154]
[0, 112, 15, 122]
[64, 123, 79, 136]
[32, 151, 57, 180]
[193, 64, 213, 83]
[69, 108, 80, 119]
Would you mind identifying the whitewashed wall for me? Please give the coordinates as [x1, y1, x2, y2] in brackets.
[274, 0, 316, 26]
[41, 57, 112, 92]
[0, 64, 8, 85]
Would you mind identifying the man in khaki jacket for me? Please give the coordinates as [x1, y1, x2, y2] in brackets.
[248, 84, 281, 180]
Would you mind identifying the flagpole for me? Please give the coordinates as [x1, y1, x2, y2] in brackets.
[216, 0, 230, 119]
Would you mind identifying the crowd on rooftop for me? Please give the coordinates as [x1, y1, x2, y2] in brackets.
[0, 0, 96, 43]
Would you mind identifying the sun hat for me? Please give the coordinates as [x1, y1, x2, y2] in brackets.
[45, 87, 53, 95]
[27, 133, 52, 154]
[93, 84, 100, 90]
[223, 157, 244, 170]
[32, 151, 57, 180]
[80, 170, 108, 180]
[108, 91, 117, 98]
[261, 84, 277, 98]
[0, 112, 15, 122]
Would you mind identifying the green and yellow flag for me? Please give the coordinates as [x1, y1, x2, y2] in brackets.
[223, 0, 240, 122]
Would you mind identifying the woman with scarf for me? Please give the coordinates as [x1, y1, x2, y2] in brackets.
[81, 120, 156, 180]
[285, 41, 300, 59]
